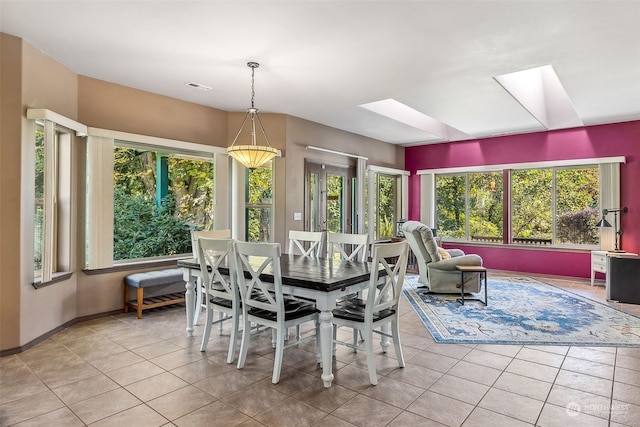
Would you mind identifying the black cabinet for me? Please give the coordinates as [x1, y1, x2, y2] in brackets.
[606, 255, 640, 304]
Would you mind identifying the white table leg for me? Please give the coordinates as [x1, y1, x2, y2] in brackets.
[193, 276, 203, 325]
[318, 310, 334, 387]
[183, 269, 195, 336]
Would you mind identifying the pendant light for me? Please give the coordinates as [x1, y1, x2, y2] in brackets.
[227, 62, 281, 169]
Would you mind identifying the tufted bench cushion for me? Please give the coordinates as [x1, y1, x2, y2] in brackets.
[124, 268, 185, 318]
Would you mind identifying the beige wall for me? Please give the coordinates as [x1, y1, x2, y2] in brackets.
[75, 79, 230, 318]
[78, 76, 228, 147]
[0, 33, 405, 353]
[20, 37, 81, 347]
[1, 34, 24, 350]
[279, 116, 404, 246]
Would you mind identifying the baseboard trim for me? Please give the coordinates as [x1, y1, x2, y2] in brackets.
[0, 309, 123, 357]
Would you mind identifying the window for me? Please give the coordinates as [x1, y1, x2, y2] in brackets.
[470, 172, 503, 242]
[367, 166, 409, 241]
[376, 174, 397, 240]
[34, 124, 48, 274]
[434, 165, 599, 247]
[512, 167, 599, 245]
[435, 175, 466, 239]
[32, 118, 74, 283]
[112, 144, 214, 260]
[245, 161, 273, 242]
[511, 168, 553, 244]
[326, 174, 345, 233]
[555, 167, 599, 245]
[85, 129, 227, 269]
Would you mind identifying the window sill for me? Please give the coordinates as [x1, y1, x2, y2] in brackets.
[83, 257, 187, 275]
[442, 240, 596, 253]
[32, 271, 74, 289]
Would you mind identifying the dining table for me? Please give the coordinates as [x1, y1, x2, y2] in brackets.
[177, 254, 385, 388]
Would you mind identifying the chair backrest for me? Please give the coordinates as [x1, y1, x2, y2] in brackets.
[327, 232, 368, 262]
[234, 241, 284, 318]
[197, 237, 237, 304]
[401, 221, 440, 264]
[192, 229, 231, 260]
[288, 230, 324, 257]
[365, 241, 409, 319]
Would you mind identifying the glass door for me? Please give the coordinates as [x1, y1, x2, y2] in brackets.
[305, 161, 355, 253]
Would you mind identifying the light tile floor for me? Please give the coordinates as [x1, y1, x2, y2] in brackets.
[1, 271, 639, 426]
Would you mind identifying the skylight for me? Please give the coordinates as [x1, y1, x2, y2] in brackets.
[494, 65, 582, 130]
[359, 99, 470, 142]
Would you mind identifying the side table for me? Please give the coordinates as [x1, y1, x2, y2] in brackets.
[591, 250, 607, 286]
[591, 250, 638, 286]
[456, 265, 488, 306]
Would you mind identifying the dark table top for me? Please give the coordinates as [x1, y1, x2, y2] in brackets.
[178, 254, 382, 292]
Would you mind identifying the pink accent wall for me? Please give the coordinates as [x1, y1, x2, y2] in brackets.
[405, 120, 640, 278]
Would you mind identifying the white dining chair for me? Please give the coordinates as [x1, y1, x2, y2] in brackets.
[288, 230, 324, 257]
[234, 241, 319, 384]
[332, 240, 409, 385]
[328, 232, 370, 344]
[327, 232, 369, 262]
[288, 229, 325, 339]
[197, 237, 240, 364]
[191, 229, 231, 325]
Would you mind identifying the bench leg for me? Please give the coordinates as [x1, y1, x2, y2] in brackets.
[124, 285, 130, 313]
[137, 288, 144, 319]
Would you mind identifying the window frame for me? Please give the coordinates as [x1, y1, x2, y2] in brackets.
[85, 127, 229, 270]
[27, 109, 87, 286]
[367, 165, 409, 242]
[244, 160, 274, 242]
[420, 157, 624, 250]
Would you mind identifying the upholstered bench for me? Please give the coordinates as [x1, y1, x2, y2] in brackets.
[124, 268, 185, 318]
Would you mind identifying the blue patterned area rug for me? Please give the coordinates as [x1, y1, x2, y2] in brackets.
[403, 275, 640, 346]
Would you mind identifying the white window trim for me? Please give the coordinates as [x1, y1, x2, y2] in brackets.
[599, 162, 620, 251]
[366, 165, 410, 242]
[420, 157, 625, 249]
[27, 109, 87, 136]
[27, 109, 83, 284]
[86, 128, 230, 270]
[88, 127, 227, 156]
[417, 156, 625, 175]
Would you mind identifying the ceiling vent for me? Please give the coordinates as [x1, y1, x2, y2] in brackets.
[185, 81, 212, 91]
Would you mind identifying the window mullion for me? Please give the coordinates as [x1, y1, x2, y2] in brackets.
[552, 168, 557, 244]
[465, 174, 470, 240]
[504, 169, 511, 244]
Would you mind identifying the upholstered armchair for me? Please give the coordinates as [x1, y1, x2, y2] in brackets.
[402, 221, 483, 293]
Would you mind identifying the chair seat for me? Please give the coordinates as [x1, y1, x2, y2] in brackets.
[209, 296, 233, 308]
[332, 299, 395, 322]
[248, 299, 318, 321]
[255, 292, 313, 307]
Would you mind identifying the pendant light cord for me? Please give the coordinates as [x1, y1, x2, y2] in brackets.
[248, 61, 259, 110]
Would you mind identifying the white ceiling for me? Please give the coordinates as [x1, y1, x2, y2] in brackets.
[2, 1, 640, 146]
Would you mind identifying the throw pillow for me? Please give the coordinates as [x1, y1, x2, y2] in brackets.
[437, 247, 451, 260]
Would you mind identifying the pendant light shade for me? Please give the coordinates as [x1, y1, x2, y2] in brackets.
[227, 62, 281, 169]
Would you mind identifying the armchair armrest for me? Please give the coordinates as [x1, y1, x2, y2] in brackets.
[428, 254, 483, 272]
[446, 249, 465, 258]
